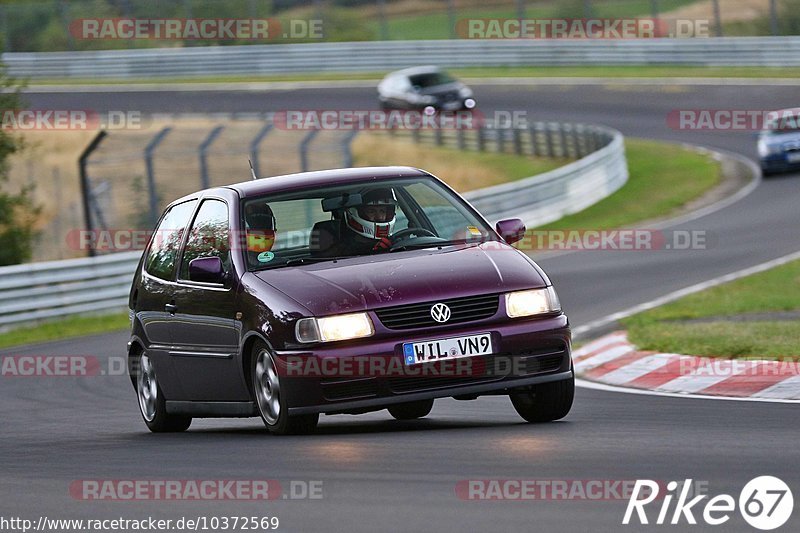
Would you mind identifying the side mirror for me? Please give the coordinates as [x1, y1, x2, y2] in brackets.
[496, 218, 526, 245]
[188, 256, 225, 284]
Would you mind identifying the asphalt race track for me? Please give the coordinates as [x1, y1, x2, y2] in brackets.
[4, 82, 799, 532]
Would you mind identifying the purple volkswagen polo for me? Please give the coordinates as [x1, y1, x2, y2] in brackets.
[127, 166, 573, 435]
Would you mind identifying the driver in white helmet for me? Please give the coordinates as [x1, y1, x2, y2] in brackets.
[335, 187, 398, 255]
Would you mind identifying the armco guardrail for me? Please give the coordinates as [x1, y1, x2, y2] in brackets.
[399, 121, 626, 227]
[463, 124, 627, 227]
[0, 121, 626, 327]
[0, 251, 141, 328]
[6, 37, 800, 79]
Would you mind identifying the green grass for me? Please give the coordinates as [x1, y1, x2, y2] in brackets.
[622, 260, 800, 359]
[0, 312, 130, 350]
[371, 0, 698, 40]
[27, 66, 800, 86]
[537, 138, 721, 231]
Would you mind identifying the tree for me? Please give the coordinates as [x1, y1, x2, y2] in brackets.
[0, 63, 40, 266]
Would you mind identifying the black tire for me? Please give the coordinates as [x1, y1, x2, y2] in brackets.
[135, 352, 192, 433]
[388, 399, 434, 420]
[251, 341, 318, 435]
[510, 372, 574, 423]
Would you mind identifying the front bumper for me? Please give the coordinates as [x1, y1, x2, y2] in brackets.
[275, 314, 571, 415]
[760, 153, 800, 174]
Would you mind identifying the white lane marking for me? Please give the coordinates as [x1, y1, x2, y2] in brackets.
[574, 344, 634, 371]
[598, 353, 675, 385]
[755, 375, 800, 400]
[576, 378, 800, 404]
[573, 249, 800, 340]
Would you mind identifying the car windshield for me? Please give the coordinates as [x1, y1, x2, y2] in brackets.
[242, 176, 495, 271]
[409, 71, 456, 88]
[763, 112, 800, 134]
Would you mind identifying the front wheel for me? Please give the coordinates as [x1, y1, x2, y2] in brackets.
[252, 342, 318, 435]
[388, 399, 434, 420]
[510, 372, 574, 423]
[135, 353, 192, 433]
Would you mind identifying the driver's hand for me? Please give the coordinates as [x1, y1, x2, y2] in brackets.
[372, 237, 392, 253]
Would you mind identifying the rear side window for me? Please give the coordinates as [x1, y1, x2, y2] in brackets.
[179, 199, 231, 280]
[144, 200, 197, 281]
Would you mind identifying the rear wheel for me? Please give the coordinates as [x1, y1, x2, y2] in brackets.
[510, 372, 574, 423]
[388, 399, 434, 420]
[252, 342, 318, 435]
[136, 353, 192, 432]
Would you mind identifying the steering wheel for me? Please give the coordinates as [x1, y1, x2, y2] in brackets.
[390, 227, 437, 243]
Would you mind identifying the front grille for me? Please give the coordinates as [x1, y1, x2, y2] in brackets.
[321, 378, 377, 401]
[375, 294, 499, 330]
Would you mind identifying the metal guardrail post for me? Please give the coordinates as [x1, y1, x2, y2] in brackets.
[712, 0, 722, 36]
[513, 128, 522, 155]
[650, 0, 659, 18]
[300, 129, 320, 172]
[434, 125, 443, 146]
[199, 125, 224, 189]
[447, 0, 456, 39]
[144, 127, 171, 226]
[770, 0, 779, 36]
[529, 125, 539, 157]
[342, 129, 360, 167]
[0, 5, 10, 53]
[249, 123, 273, 178]
[78, 131, 108, 258]
[516, 0, 526, 19]
[496, 128, 505, 153]
[411, 127, 420, 143]
[477, 126, 485, 152]
[377, 0, 389, 40]
[545, 124, 555, 157]
[457, 128, 465, 151]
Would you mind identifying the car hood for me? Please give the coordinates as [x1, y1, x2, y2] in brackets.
[763, 131, 800, 148]
[254, 243, 547, 316]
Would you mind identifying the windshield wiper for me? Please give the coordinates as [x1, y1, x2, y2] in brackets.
[284, 256, 353, 267]
[389, 240, 466, 252]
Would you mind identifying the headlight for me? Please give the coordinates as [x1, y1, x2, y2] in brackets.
[296, 313, 374, 343]
[505, 287, 561, 318]
[758, 139, 782, 158]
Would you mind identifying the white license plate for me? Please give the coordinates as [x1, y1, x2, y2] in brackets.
[787, 152, 800, 163]
[403, 333, 493, 366]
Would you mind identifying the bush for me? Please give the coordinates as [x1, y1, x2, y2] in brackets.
[0, 65, 41, 266]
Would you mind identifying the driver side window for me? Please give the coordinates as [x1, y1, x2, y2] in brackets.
[179, 199, 231, 281]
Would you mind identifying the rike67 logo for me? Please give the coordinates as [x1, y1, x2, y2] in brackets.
[623, 477, 793, 530]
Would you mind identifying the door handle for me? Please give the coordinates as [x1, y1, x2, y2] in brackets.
[165, 303, 178, 314]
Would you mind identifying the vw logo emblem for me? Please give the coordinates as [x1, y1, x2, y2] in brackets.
[430, 303, 451, 323]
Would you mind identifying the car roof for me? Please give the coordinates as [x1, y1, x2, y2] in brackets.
[222, 166, 431, 199]
[389, 65, 442, 78]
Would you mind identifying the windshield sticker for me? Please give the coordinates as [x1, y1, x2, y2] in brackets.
[467, 226, 482, 237]
[257, 251, 275, 263]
